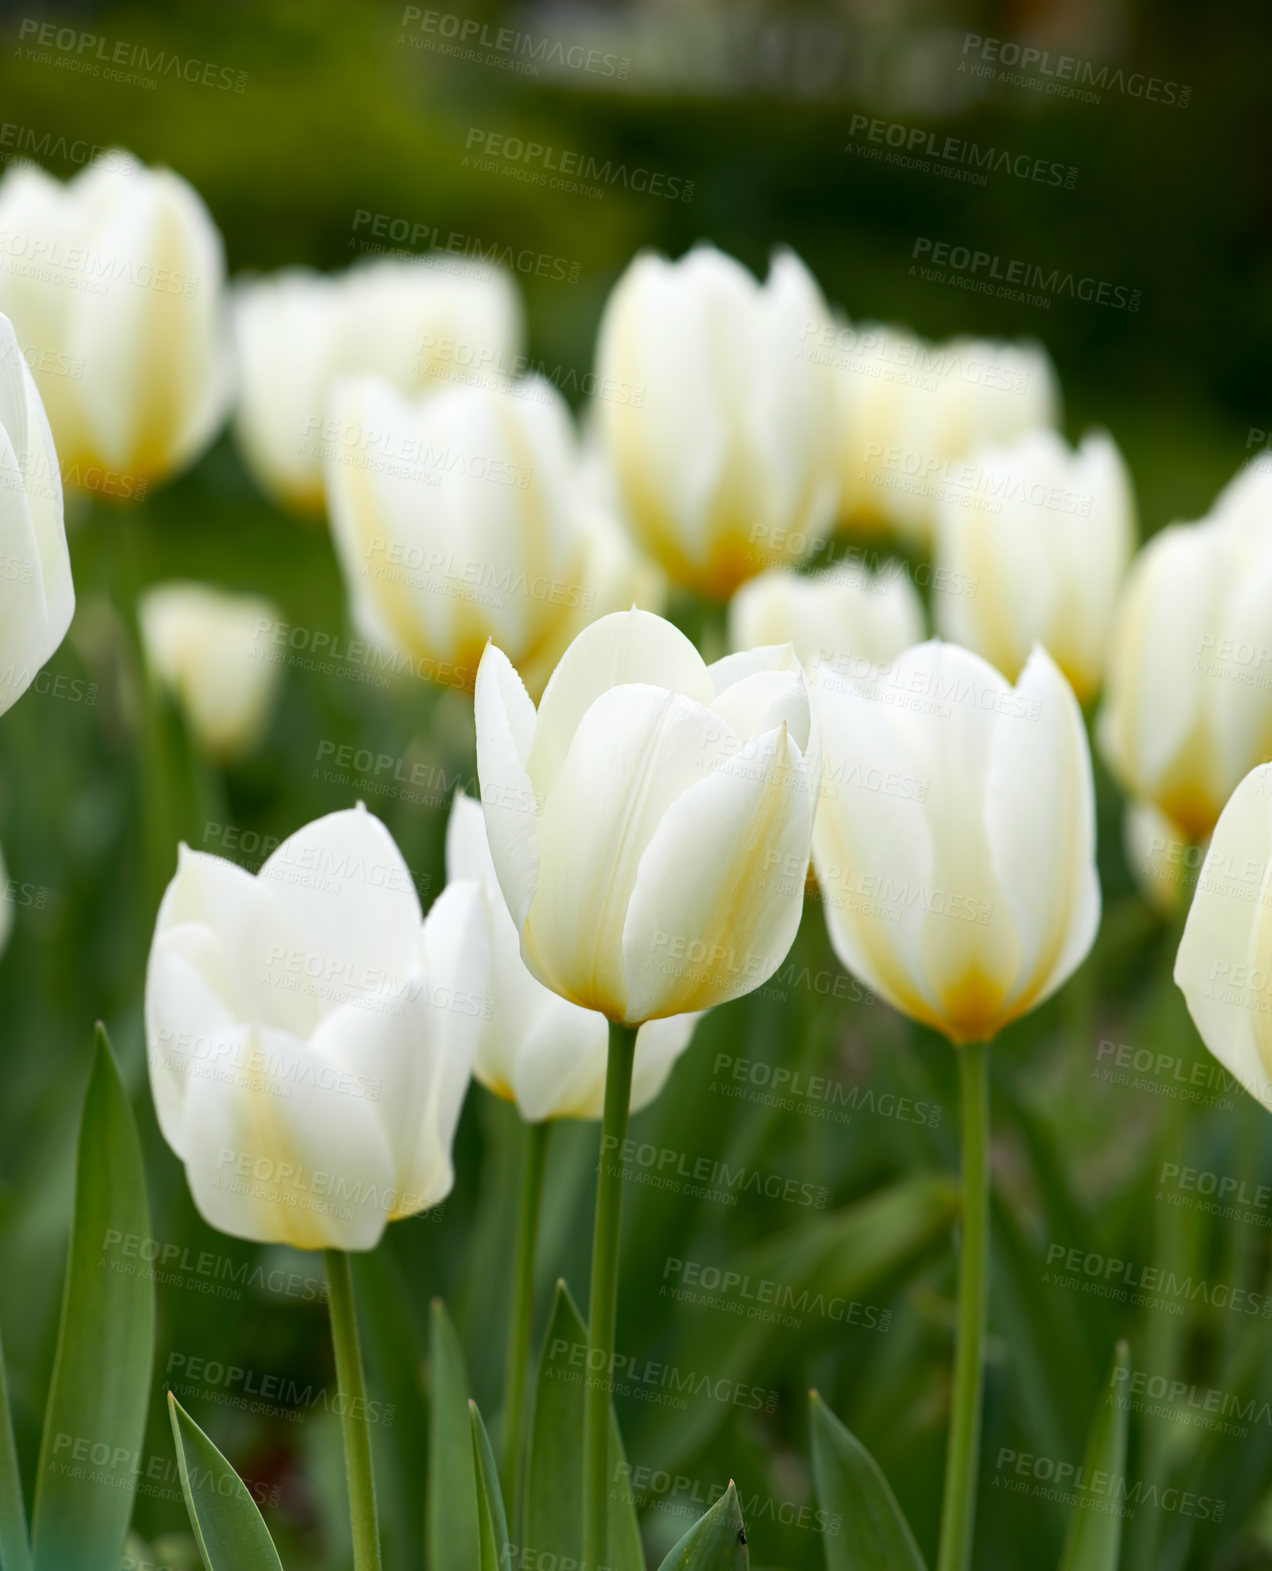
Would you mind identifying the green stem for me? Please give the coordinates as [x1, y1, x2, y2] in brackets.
[936, 1040, 991, 1571]
[325, 1250, 382, 1571]
[581, 1021, 638, 1571]
[0, 1326, 31, 1571]
[503, 1118, 550, 1530]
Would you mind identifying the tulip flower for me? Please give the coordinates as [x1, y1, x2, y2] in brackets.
[1174, 761, 1272, 1109]
[475, 605, 819, 1564]
[325, 373, 586, 690]
[828, 323, 1061, 543]
[145, 804, 486, 1250]
[446, 789, 697, 1494]
[593, 243, 838, 597]
[810, 637, 1098, 1571]
[932, 428, 1136, 703]
[1098, 483, 1272, 844]
[0, 313, 74, 717]
[138, 581, 284, 762]
[728, 561, 924, 675]
[232, 259, 522, 513]
[0, 151, 231, 493]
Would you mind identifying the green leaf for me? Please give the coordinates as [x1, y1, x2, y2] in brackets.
[428, 1298, 479, 1571]
[1057, 1342, 1131, 1571]
[523, 1280, 644, 1571]
[31, 1026, 155, 1571]
[167, 1395, 284, 1570]
[470, 1401, 510, 1571]
[655, 1176, 959, 1465]
[0, 1322, 31, 1571]
[655, 1479, 749, 1570]
[809, 1390, 926, 1570]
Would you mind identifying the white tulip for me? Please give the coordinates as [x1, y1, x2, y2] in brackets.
[1122, 798, 1196, 917]
[325, 373, 586, 690]
[932, 428, 1136, 703]
[232, 259, 522, 513]
[1175, 762, 1272, 1110]
[0, 151, 230, 490]
[0, 312, 74, 717]
[145, 805, 487, 1250]
[728, 561, 924, 676]
[811, 640, 1099, 1043]
[829, 324, 1060, 543]
[594, 243, 837, 596]
[475, 608, 820, 1025]
[1098, 485, 1272, 843]
[138, 581, 284, 762]
[446, 793, 697, 1120]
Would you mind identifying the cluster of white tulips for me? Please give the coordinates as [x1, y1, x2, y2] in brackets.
[1, 146, 1271, 1571]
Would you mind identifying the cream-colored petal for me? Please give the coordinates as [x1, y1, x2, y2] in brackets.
[474, 641, 541, 932]
[621, 723, 814, 1023]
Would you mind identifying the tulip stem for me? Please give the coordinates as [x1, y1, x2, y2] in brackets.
[582, 1020, 638, 1571]
[937, 1040, 991, 1571]
[325, 1250, 382, 1571]
[503, 1118, 550, 1529]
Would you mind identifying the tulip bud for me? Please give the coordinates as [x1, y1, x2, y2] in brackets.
[138, 581, 284, 763]
[446, 792, 697, 1120]
[232, 260, 522, 514]
[0, 151, 231, 492]
[474, 608, 821, 1025]
[1098, 480, 1272, 843]
[728, 561, 923, 676]
[145, 805, 487, 1250]
[0, 313, 74, 717]
[810, 640, 1099, 1043]
[325, 373, 586, 690]
[833, 325, 1060, 543]
[1175, 761, 1272, 1110]
[932, 428, 1136, 703]
[594, 244, 838, 597]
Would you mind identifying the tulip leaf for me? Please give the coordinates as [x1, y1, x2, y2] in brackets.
[655, 1479, 749, 1570]
[0, 1323, 31, 1571]
[809, 1390, 926, 1570]
[470, 1400, 510, 1571]
[523, 1280, 644, 1571]
[31, 1025, 155, 1571]
[427, 1298, 480, 1571]
[652, 1176, 959, 1465]
[167, 1395, 284, 1570]
[1057, 1342, 1131, 1571]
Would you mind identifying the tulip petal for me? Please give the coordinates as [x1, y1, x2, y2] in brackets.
[526, 607, 713, 798]
[621, 722, 814, 1023]
[1175, 765, 1272, 1108]
[525, 682, 724, 1017]
[474, 641, 541, 932]
[985, 646, 1100, 1017]
[179, 1025, 397, 1251]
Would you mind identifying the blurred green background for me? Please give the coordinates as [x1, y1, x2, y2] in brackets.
[1, 1, 1270, 1567]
